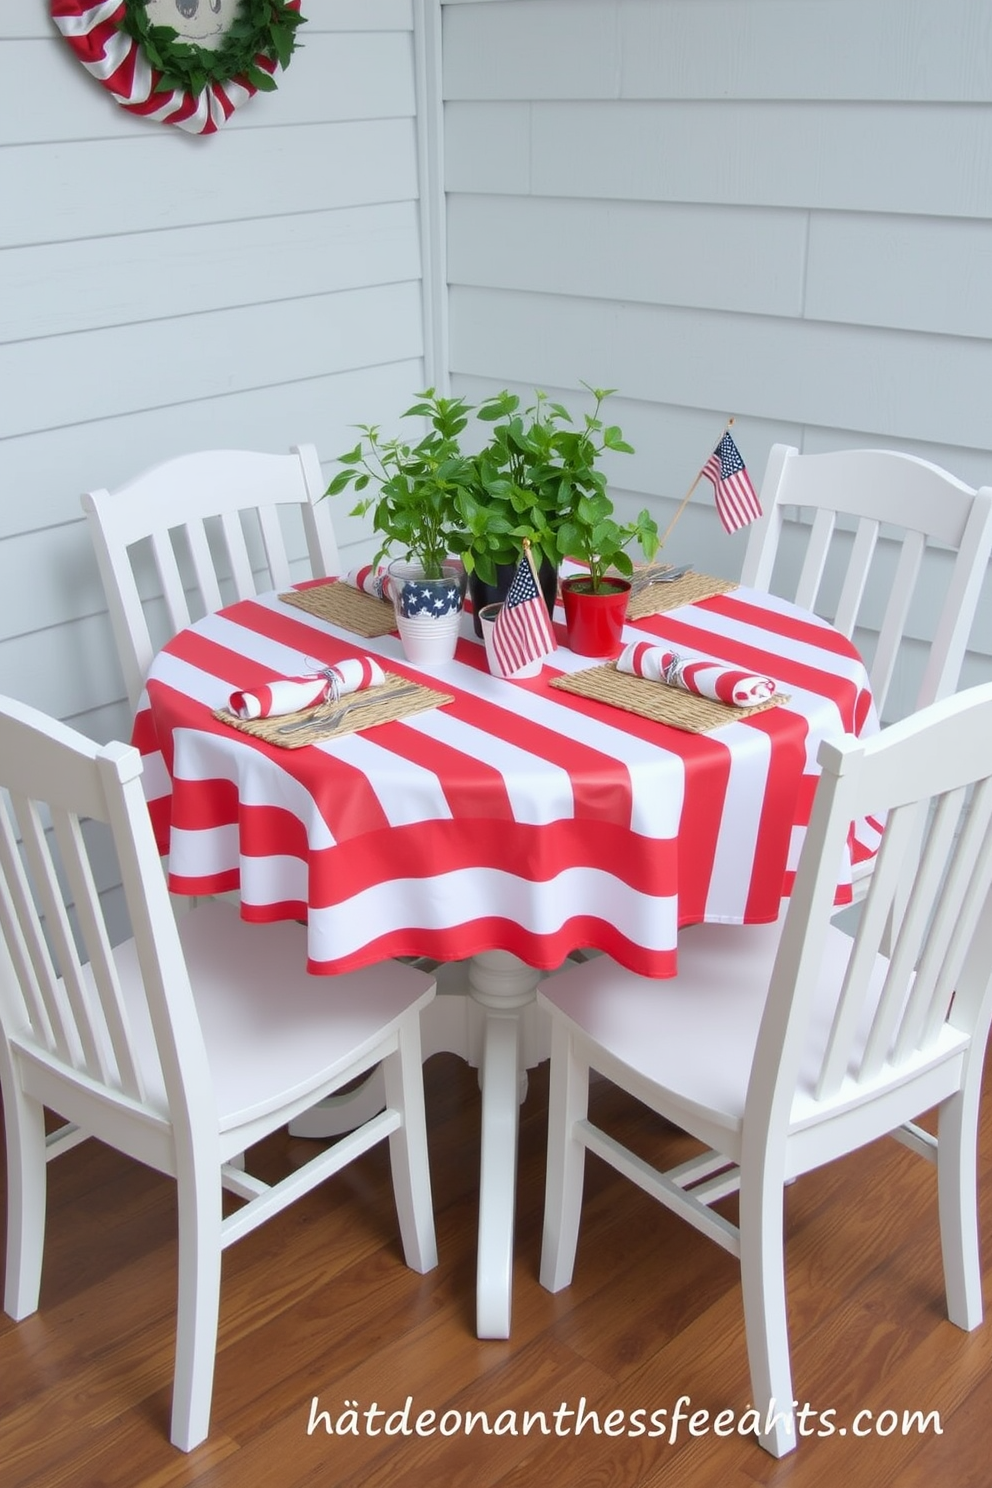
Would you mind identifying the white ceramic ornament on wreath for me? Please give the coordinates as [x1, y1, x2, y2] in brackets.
[143, 0, 242, 50]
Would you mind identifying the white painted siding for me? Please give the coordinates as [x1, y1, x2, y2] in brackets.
[442, 0, 992, 716]
[5, 0, 992, 744]
[0, 0, 425, 741]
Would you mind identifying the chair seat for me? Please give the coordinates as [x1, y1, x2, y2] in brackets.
[538, 918, 968, 1146]
[45, 903, 435, 1138]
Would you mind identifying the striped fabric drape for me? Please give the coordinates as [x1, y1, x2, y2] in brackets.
[133, 584, 879, 978]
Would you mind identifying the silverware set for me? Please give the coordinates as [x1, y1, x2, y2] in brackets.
[628, 563, 693, 596]
[276, 684, 420, 736]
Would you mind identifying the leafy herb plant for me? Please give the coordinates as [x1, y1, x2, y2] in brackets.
[325, 391, 476, 580]
[464, 384, 658, 592]
[452, 389, 570, 585]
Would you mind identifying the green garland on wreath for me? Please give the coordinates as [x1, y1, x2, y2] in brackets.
[118, 0, 306, 98]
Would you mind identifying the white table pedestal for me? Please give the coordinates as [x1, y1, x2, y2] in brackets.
[462, 952, 546, 1338]
[288, 951, 551, 1339]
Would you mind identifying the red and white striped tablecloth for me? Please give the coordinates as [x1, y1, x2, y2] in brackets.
[132, 582, 878, 977]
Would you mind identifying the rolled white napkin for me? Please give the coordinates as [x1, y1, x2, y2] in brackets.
[617, 641, 776, 707]
[345, 563, 392, 602]
[229, 656, 386, 720]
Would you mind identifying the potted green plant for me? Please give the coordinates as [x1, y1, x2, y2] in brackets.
[325, 390, 476, 663]
[558, 497, 659, 658]
[454, 384, 652, 641]
[451, 388, 567, 633]
[513, 384, 657, 657]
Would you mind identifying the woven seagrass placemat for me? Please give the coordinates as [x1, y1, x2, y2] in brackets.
[279, 581, 397, 637]
[213, 674, 453, 750]
[626, 568, 738, 621]
[550, 663, 788, 734]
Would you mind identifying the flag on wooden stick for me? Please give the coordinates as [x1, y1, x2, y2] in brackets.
[491, 542, 557, 676]
[701, 431, 762, 533]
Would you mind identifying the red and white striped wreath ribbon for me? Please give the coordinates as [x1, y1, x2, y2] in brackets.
[229, 656, 386, 720]
[617, 641, 776, 707]
[50, 0, 293, 135]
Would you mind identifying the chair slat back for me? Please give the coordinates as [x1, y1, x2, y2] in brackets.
[0, 699, 205, 1119]
[831, 517, 879, 640]
[255, 506, 294, 592]
[217, 509, 261, 601]
[50, 805, 147, 1099]
[0, 774, 149, 1102]
[792, 507, 834, 614]
[0, 795, 72, 1064]
[742, 446, 992, 721]
[18, 794, 126, 1092]
[899, 777, 992, 1055]
[869, 529, 926, 714]
[81, 445, 338, 708]
[150, 527, 201, 641]
[752, 683, 992, 1122]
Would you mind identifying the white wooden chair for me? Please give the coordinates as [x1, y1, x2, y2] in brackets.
[538, 681, 992, 1457]
[81, 445, 338, 709]
[741, 445, 992, 725]
[0, 694, 437, 1453]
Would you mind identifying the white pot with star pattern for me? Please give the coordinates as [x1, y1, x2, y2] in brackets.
[387, 560, 467, 665]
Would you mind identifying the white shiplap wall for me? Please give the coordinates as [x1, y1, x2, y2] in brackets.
[5, 0, 992, 743]
[0, 0, 426, 745]
[442, 0, 992, 716]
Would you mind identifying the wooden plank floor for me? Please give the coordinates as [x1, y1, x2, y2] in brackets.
[2, 1045, 991, 1486]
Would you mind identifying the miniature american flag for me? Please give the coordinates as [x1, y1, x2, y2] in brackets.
[701, 431, 762, 533]
[491, 545, 557, 676]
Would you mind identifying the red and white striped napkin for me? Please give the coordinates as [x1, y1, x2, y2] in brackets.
[345, 563, 393, 602]
[617, 641, 776, 707]
[228, 656, 386, 720]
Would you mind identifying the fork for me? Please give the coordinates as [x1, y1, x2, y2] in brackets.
[277, 684, 420, 735]
[628, 563, 693, 595]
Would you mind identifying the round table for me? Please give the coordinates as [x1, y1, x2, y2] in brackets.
[133, 576, 877, 1336]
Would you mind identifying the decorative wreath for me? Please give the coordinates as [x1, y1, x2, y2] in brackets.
[51, 0, 306, 135]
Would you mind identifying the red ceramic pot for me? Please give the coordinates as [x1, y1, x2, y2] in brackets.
[561, 575, 631, 658]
